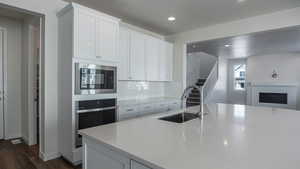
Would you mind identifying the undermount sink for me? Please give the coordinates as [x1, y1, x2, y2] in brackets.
[159, 113, 199, 123]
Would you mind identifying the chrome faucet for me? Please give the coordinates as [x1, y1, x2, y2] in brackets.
[181, 85, 204, 118]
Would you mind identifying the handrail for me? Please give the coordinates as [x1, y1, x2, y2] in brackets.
[201, 60, 219, 105]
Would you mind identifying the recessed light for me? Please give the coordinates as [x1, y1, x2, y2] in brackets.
[225, 44, 232, 47]
[168, 16, 176, 21]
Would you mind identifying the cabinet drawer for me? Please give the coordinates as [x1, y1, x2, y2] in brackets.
[140, 104, 155, 116]
[168, 101, 181, 110]
[118, 106, 139, 121]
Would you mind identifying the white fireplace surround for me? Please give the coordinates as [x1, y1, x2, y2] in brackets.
[247, 83, 298, 110]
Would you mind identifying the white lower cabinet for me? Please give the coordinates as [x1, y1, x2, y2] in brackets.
[118, 100, 181, 121]
[118, 105, 140, 121]
[83, 138, 151, 169]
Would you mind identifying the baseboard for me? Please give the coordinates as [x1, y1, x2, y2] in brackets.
[5, 134, 22, 140]
[39, 151, 61, 161]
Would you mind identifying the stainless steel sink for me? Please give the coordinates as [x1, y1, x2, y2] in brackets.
[159, 113, 199, 123]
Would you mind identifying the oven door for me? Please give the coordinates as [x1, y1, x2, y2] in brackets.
[75, 63, 117, 95]
[75, 107, 116, 148]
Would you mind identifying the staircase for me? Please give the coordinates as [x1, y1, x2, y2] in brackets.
[186, 79, 206, 107]
[185, 59, 219, 108]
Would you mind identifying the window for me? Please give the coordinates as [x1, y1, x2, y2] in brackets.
[234, 64, 246, 90]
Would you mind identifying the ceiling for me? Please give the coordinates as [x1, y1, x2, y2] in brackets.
[64, 0, 300, 35]
[187, 26, 300, 58]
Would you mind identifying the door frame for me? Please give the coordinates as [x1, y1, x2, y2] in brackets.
[0, 27, 7, 140]
[227, 58, 247, 105]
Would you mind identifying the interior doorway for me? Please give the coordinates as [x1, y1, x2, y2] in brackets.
[0, 4, 43, 149]
[227, 59, 247, 105]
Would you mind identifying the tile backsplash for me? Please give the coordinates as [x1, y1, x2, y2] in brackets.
[118, 81, 165, 100]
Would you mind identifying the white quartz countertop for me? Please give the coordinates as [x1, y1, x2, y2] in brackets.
[117, 97, 180, 106]
[79, 104, 300, 169]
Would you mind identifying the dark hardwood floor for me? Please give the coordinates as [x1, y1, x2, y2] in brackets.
[0, 140, 81, 169]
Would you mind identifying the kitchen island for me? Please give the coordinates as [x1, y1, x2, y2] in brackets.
[79, 104, 300, 169]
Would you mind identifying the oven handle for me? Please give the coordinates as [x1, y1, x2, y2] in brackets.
[77, 106, 117, 114]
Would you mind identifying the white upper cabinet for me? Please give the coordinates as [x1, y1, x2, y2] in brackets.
[118, 25, 173, 81]
[119, 26, 131, 80]
[130, 30, 146, 80]
[96, 17, 119, 62]
[71, 4, 120, 62]
[75, 10, 96, 60]
[159, 41, 173, 81]
[145, 35, 160, 81]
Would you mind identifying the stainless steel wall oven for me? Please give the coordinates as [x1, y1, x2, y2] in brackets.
[75, 98, 117, 148]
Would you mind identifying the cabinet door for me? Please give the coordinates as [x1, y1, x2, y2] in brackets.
[119, 26, 131, 80]
[159, 41, 173, 81]
[165, 42, 173, 81]
[84, 143, 130, 169]
[96, 17, 119, 62]
[130, 31, 146, 80]
[131, 160, 152, 169]
[76, 10, 96, 59]
[145, 36, 160, 81]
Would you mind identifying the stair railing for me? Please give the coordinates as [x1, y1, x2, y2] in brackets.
[201, 60, 219, 112]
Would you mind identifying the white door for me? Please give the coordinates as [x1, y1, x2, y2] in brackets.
[130, 30, 146, 80]
[77, 10, 96, 59]
[228, 59, 247, 105]
[96, 17, 118, 62]
[119, 26, 131, 80]
[0, 29, 4, 139]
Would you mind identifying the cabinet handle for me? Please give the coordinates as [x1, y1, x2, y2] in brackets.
[126, 109, 134, 112]
[96, 56, 102, 59]
[145, 106, 151, 109]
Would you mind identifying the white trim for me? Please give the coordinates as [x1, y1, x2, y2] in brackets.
[182, 44, 187, 92]
[0, 27, 7, 140]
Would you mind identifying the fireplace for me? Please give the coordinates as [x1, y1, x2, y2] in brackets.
[250, 84, 297, 109]
[259, 93, 288, 104]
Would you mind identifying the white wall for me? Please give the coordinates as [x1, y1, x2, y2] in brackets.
[118, 81, 165, 100]
[187, 52, 216, 87]
[166, 7, 300, 99]
[0, 16, 22, 139]
[0, 0, 67, 161]
[246, 52, 300, 109]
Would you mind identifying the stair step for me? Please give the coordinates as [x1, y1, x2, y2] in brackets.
[187, 97, 200, 102]
[187, 102, 200, 107]
[197, 79, 206, 83]
[191, 89, 200, 93]
[189, 94, 200, 97]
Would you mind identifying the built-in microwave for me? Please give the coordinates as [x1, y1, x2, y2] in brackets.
[75, 63, 117, 95]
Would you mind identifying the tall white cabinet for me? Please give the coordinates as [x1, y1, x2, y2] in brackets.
[73, 3, 119, 62]
[119, 25, 174, 82]
[58, 3, 120, 165]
